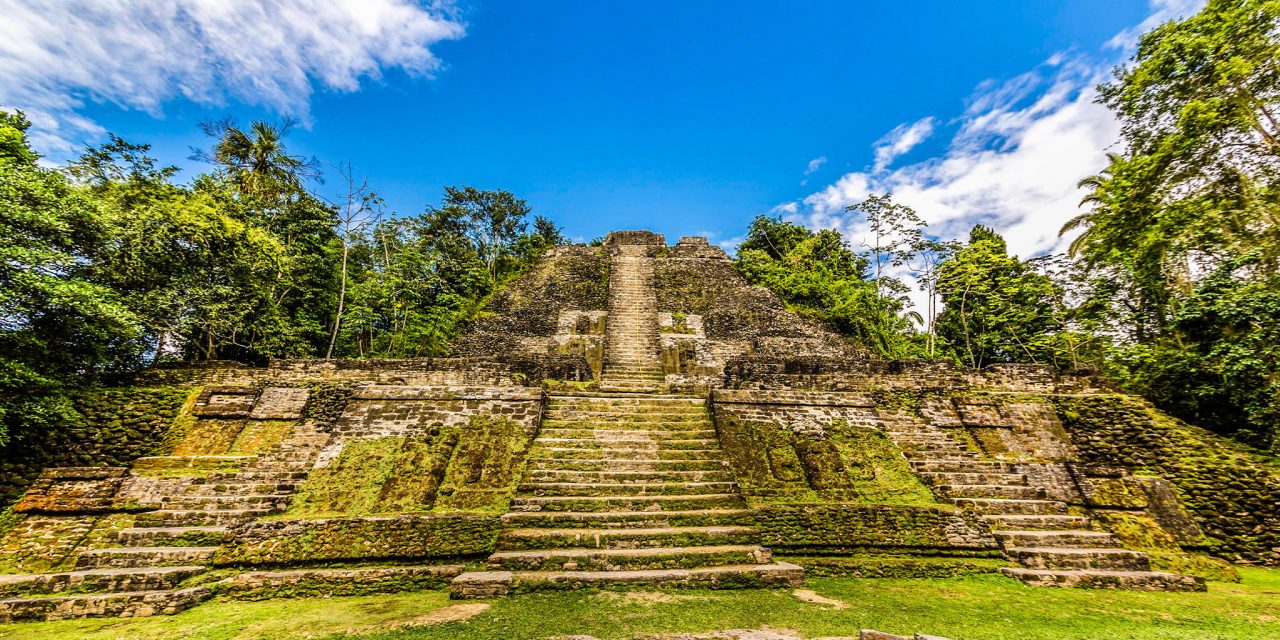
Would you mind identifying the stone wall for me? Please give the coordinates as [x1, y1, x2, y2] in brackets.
[214, 514, 501, 566]
[141, 356, 590, 388]
[0, 387, 191, 507]
[451, 248, 610, 363]
[290, 385, 546, 515]
[1053, 394, 1280, 565]
[756, 504, 996, 554]
[723, 357, 1107, 395]
[711, 390, 936, 506]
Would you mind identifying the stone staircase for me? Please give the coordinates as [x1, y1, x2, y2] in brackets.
[599, 245, 665, 393]
[886, 418, 1204, 591]
[0, 423, 332, 623]
[450, 394, 803, 597]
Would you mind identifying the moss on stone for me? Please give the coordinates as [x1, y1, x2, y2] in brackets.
[301, 383, 354, 431]
[0, 386, 193, 506]
[1092, 511, 1240, 582]
[756, 503, 996, 554]
[1053, 394, 1280, 565]
[782, 554, 1009, 578]
[215, 514, 500, 566]
[170, 417, 247, 456]
[228, 419, 297, 455]
[717, 415, 935, 506]
[435, 415, 539, 513]
[286, 435, 455, 518]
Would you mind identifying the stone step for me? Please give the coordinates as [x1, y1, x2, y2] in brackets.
[911, 460, 1017, 473]
[0, 566, 205, 598]
[542, 411, 707, 422]
[134, 509, 270, 528]
[918, 472, 1028, 486]
[518, 481, 737, 497]
[950, 498, 1067, 515]
[600, 372, 664, 380]
[534, 438, 718, 450]
[489, 545, 771, 571]
[547, 398, 704, 409]
[935, 485, 1046, 500]
[998, 568, 1206, 591]
[510, 493, 746, 512]
[982, 515, 1092, 531]
[160, 494, 289, 510]
[501, 509, 754, 529]
[75, 547, 219, 570]
[537, 428, 717, 440]
[530, 458, 728, 472]
[599, 381, 663, 388]
[498, 526, 758, 551]
[1005, 547, 1151, 571]
[994, 530, 1119, 548]
[0, 587, 212, 623]
[217, 565, 465, 600]
[116, 527, 227, 547]
[529, 448, 724, 461]
[450, 562, 805, 598]
[902, 448, 971, 459]
[194, 470, 309, 483]
[179, 482, 298, 496]
[527, 469, 733, 483]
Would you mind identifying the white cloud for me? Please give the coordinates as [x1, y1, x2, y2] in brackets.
[794, 56, 1116, 266]
[778, 0, 1209, 314]
[872, 116, 935, 172]
[804, 156, 827, 176]
[0, 0, 466, 156]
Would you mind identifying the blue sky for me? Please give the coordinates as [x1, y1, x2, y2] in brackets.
[3, 0, 1199, 250]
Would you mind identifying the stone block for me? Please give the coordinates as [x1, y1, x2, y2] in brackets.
[249, 387, 309, 420]
[193, 386, 260, 418]
[13, 467, 129, 514]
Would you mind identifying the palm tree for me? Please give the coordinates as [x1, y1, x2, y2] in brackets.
[197, 117, 317, 203]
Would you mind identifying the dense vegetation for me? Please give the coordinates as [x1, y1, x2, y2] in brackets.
[0, 112, 562, 446]
[736, 0, 1280, 449]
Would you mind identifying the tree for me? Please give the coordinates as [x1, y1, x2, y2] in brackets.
[195, 117, 319, 205]
[0, 111, 141, 444]
[935, 226, 1085, 369]
[434, 186, 532, 285]
[845, 193, 924, 299]
[1065, 0, 1280, 447]
[325, 163, 383, 359]
[736, 215, 918, 357]
[906, 237, 960, 357]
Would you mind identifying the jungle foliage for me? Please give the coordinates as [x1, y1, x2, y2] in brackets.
[0, 112, 562, 446]
[736, 0, 1280, 449]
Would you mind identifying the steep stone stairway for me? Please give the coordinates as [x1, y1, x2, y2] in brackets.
[599, 245, 665, 393]
[451, 395, 803, 597]
[886, 419, 1204, 591]
[0, 423, 331, 622]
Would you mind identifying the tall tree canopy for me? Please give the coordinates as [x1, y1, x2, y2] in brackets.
[1064, 0, 1280, 447]
[736, 215, 918, 357]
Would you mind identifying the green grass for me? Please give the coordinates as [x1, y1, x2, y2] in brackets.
[4, 569, 1278, 640]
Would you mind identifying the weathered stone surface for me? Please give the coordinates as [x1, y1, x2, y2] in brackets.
[249, 387, 310, 420]
[215, 514, 502, 565]
[12, 467, 130, 514]
[756, 504, 996, 553]
[218, 565, 465, 599]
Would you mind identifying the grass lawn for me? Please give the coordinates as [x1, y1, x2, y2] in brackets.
[2, 568, 1277, 640]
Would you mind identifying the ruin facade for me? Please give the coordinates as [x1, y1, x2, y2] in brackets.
[3, 230, 1276, 623]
